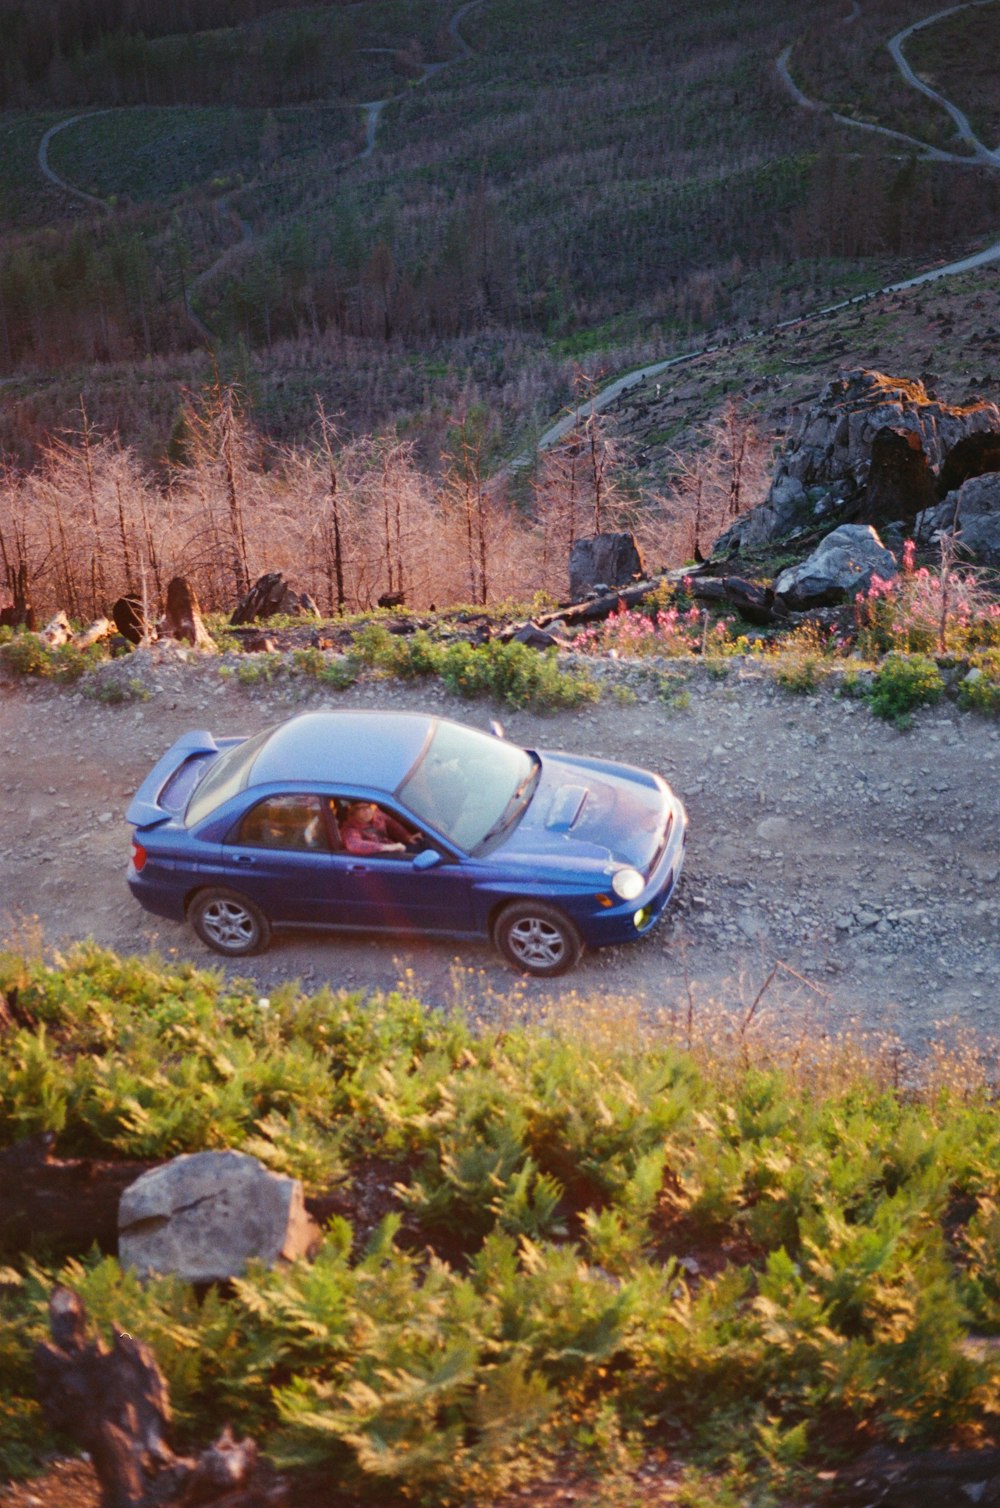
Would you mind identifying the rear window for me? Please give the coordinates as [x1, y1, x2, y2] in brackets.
[185, 727, 273, 827]
[158, 753, 214, 814]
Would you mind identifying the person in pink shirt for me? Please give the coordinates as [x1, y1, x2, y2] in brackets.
[341, 800, 419, 856]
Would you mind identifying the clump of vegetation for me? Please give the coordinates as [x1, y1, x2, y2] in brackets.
[0, 633, 105, 683]
[956, 649, 1000, 717]
[854, 546, 1000, 658]
[772, 622, 835, 694]
[575, 599, 733, 659]
[436, 639, 599, 709]
[2, 945, 1000, 1502]
[868, 651, 944, 727]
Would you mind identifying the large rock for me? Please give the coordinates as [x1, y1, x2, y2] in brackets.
[774, 524, 897, 610]
[861, 426, 937, 528]
[915, 472, 1000, 565]
[118, 1151, 321, 1282]
[569, 532, 645, 600]
[230, 571, 320, 625]
[716, 370, 1000, 551]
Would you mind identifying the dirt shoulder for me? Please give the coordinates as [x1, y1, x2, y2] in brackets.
[1, 655, 997, 1054]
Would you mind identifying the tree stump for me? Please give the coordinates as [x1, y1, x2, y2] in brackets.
[158, 578, 216, 654]
[34, 1288, 288, 1507]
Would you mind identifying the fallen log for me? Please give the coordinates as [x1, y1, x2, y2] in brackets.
[72, 616, 115, 651]
[38, 610, 72, 646]
[686, 575, 788, 625]
[34, 1287, 288, 1508]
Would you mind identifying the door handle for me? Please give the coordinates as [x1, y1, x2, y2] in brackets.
[232, 854, 256, 865]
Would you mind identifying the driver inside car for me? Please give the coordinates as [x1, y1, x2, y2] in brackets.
[341, 800, 420, 857]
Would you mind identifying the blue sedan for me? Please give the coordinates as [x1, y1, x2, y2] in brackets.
[126, 710, 687, 977]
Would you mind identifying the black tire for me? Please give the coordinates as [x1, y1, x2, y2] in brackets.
[188, 888, 271, 957]
[493, 901, 583, 977]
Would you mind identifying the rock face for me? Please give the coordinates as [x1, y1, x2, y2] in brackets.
[716, 370, 1000, 551]
[569, 532, 645, 599]
[861, 426, 937, 529]
[916, 472, 1000, 565]
[231, 571, 320, 625]
[118, 1151, 321, 1282]
[774, 524, 897, 610]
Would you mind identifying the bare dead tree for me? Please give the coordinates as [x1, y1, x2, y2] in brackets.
[315, 399, 347, 614]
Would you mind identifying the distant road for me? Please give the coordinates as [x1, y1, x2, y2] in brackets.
[33, 0, 488, 339]
[537, 0, 1000, 454]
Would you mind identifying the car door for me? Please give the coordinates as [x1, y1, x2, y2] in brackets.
[325, 799, 476, 935]
[217, 793, 348, 926]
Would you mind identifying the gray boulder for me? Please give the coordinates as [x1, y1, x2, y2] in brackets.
[569, 533, 644, 600]
[915, 472, 1000, 565]
[774, 524, 897, 610]
[118, 1150, 321, 1282]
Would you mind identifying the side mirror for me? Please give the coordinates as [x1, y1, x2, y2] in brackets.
[412, 848, 443, 871]
[489, 719, 506, 740]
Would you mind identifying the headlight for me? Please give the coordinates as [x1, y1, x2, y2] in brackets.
[611, 867, 644, 900]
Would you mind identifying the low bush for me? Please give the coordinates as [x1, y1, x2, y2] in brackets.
[436, 639, 599, 709]
[2, 947, 1000, 1500]
[868, 652, 944, 727]
[0, 634, 104, 683]
[956, 649, 1000, 717]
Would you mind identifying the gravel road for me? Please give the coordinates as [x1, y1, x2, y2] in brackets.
[1, 655, 998, 1052]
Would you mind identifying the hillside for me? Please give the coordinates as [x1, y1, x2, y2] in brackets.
[2, 0, 1000, 473]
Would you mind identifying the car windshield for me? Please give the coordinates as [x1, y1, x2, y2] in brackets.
[185, 727, 273, 827]
[397, 720, 537, 852]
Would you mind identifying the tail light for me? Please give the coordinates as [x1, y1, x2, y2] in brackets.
[131, 840, 147, 872]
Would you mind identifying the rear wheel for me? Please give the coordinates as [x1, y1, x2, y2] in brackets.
[189, 888, 271, 957]
[493, 901, 582, 977]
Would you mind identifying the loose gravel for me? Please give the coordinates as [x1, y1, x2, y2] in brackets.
[1, 650, 998, 1053]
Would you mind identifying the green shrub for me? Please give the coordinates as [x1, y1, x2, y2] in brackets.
[868, 653, 943, 727]
[437, 639, 599, 709]
[290, 647, 358, 688]
[3, 946, 1000, 1498]
[0, 634, 104, 682]
[956, 650, 1000, 717]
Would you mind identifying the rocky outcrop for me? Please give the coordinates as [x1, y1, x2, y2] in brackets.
[715, 370, 1000, 552]
[569, 532, 645, 599]
[118, 1150, 321, 1282]
[915, 472, 1000, 565]
[230, 571, 320, 625]
[774, 524, 897, 609]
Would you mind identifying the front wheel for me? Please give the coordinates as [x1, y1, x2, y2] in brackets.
[493, 901, 582, 977]
[188, 888, 271, 957]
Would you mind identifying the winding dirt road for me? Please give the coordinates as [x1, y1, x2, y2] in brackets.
[538, 0, 1000, 452]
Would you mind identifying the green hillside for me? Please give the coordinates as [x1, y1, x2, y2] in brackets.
[2, 0, 999, 466]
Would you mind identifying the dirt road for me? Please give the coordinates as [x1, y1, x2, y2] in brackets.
[1, 656, 997, 1051]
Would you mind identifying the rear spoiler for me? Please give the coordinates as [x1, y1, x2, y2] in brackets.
[126, 730, 220, 828]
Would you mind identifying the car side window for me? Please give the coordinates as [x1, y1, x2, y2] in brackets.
[339, 799, 419, 858]
[230, 794, 332, 852]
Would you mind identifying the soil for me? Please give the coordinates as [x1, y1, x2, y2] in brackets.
[1, 648, 997, 1056]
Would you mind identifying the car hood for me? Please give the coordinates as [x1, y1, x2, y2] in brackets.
[491, 751, 672, 876]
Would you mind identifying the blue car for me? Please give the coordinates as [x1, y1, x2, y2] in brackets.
[126, 710, 687, 977]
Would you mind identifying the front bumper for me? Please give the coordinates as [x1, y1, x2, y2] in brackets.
[577, 797, 688, 949]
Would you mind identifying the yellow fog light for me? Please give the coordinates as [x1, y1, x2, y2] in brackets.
[633, 907, 650, 930]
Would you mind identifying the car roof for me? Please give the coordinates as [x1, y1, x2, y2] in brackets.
[248, 710, 435, 793]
